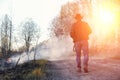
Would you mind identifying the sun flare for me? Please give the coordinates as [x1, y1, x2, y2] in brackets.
[99, 10, 114, 24]
[93, 7, 117, 35]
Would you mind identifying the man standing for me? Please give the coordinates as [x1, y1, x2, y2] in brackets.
[70, 14, 92, 73]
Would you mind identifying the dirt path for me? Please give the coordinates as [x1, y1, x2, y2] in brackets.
[44, 57, 120, 80]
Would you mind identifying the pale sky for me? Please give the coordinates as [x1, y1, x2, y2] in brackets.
[0, 0, 119, 49]
[0, 0, 74, 43]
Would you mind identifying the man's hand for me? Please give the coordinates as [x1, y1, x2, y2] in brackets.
[73, 45, 75, 52]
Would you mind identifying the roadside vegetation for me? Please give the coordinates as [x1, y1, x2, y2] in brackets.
[0, 59, 49, 80]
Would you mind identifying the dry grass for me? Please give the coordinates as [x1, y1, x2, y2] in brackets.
[0, 59, 49, 80]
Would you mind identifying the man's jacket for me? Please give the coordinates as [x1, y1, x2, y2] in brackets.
[70, 21, 92, 42]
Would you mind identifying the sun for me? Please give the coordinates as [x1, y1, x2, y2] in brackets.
[99, 10, 114, 24]
[97, 9, 115, 34]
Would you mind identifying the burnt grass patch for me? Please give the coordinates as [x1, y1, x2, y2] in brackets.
[0, 59, 54, 80]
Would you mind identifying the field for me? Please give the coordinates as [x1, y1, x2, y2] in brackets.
[0, 56, 120, 80]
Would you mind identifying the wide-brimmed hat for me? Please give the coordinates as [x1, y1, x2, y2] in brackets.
[75, 14, 83, 20]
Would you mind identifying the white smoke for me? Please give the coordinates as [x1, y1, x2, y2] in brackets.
[37, 36, 74, 60]
[11, 36, 74, 64]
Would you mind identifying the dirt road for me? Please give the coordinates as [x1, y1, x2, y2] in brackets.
[44, 57, 120, 80]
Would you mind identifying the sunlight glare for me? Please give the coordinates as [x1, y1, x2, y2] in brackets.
[99, 10, 114, 24]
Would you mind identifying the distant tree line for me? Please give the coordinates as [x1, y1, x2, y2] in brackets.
[0, 15, 40, 58]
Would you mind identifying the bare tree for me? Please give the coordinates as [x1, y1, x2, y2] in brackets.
[51, 1, 80, 37]
[0, 14, 12, 57]
[21, 18, 38, 60]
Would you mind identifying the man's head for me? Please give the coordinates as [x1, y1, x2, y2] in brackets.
[75, 14, 83, 21]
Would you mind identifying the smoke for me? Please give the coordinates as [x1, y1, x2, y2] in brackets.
[37, 36, 74, 60]
[11, 36, 74, 64]
[10, 35, 120, 65]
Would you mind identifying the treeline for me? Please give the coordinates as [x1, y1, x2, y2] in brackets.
[0, 14, 40, 58]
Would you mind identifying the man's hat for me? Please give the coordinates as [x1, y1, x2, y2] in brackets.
[75, 14, 83, 20]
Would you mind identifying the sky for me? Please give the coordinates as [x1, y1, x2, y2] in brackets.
[1, 0, 119, 49]
[0, 0, 74, 43]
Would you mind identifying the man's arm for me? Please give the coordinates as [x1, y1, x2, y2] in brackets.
[85, 23, 92, 35]
[88, 26, 92, 34]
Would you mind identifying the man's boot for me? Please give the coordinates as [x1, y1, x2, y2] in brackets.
[84, 67, 88, 73]
[77, 65, 81, 72]
[84, 65, 88, 73]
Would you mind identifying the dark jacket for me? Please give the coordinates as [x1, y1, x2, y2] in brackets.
[70, 21, 92, 42]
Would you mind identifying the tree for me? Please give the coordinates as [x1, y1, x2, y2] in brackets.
[21, 19, 37, 52]
[51, 1, 80, 37]
[21, 18, 38, 60]
[0, 14, 12, 57]
[51, 0, 93, 37]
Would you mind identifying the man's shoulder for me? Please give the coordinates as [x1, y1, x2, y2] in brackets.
[72, 22, 77, 28]
[72, 21, 89, 27]
[81, 21, 90, 27]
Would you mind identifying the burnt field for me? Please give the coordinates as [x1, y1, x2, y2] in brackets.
[0, 57, 120, 80]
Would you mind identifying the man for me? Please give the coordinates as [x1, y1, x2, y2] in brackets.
[70, 14, 92, 73]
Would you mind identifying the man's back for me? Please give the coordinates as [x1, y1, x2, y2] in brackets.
[70, 21, 92, 42]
